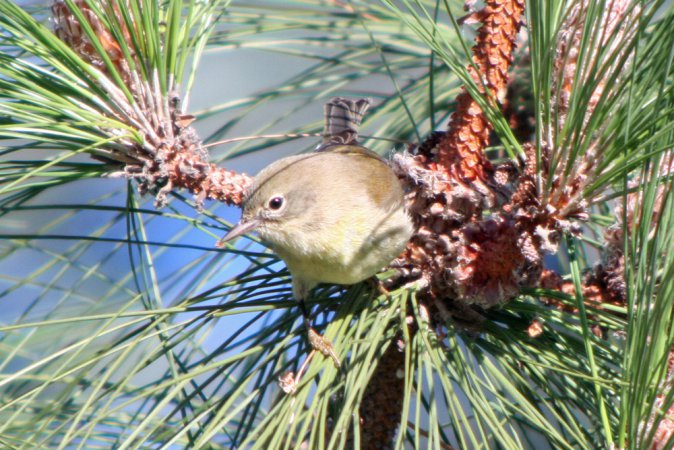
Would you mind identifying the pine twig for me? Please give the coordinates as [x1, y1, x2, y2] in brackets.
[52, 0, 251, 208]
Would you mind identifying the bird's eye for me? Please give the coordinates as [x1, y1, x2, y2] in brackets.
[268, 196, 284, 210]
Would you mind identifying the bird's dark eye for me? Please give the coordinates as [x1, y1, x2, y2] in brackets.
[268, 196, 284, 210]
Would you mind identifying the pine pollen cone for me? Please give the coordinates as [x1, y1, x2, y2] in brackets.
[444, 216, 541, 307]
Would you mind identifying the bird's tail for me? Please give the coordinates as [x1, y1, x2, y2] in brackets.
[319, 97, 372, 149]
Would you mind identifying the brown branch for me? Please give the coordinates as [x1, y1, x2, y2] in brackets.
[355, 340, 407, 449]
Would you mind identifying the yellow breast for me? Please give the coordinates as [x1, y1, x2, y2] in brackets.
[274, 206, 412, 286]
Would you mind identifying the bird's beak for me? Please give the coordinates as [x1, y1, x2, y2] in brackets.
[216, 218, 260, 247]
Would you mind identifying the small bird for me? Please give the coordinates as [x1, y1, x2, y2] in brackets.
[218, 99, 413, 366]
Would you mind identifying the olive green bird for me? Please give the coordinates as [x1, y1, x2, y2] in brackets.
[219, 98, 413, 366]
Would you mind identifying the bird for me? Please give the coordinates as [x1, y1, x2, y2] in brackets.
[217, 98, 413, 366]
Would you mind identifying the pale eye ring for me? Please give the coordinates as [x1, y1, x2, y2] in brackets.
[268, 196, 284, 210]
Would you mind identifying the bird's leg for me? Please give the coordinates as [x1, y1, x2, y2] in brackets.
[294, 281, 341, 368]
[297, 298, 312, 329]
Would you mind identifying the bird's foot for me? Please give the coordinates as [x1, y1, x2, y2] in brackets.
[307, 327, 341, 368]
[278, 328, 340, 396]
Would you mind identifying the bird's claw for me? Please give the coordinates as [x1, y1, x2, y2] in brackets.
[307, 327, 341, 368]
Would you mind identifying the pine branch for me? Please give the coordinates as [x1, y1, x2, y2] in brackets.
[50, 0, 251, 208]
